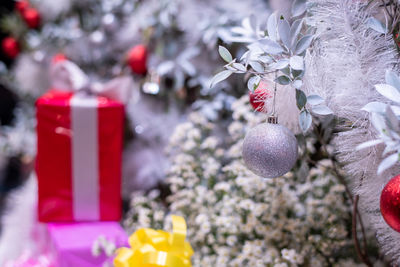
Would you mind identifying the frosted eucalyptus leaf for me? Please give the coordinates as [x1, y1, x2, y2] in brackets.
[247, 75, 261, 91]
[292, 69, 304, 79]
[232, 63, 246, 72]
[295, 35, 313, 55]
[362, 102, 400, 116]
[362, 102, 387, 113]
[377, 153, 399, 174]
[371, 112, 386, 133]
[275, 75, 291, 85]
[240, 51, 250, 61]
[267, 13, 277, 41]
[390, 105, 400, 116]
[296, 89, 307, 109]
[231, 26, 250, 36]
[290, 19, 303, 48]
[292, 0, 307, 17]
[258, 56, 272, 63]
[210, 70, 233, 88]
[299, 109, 312, 133]
[249, 61, 264, 72]
[293, 80, 303, 89]
[367, 17, 388, 34]
[356, 139, 383, 150]
[218, 46, 232, 63]
[382, 145, 397, 156]
[385, 70, 400, 91]
[259, 39, 284, 54]
[278, 19, 291, 48]
[249, 14, 258, 34]
[281, 67, 291, 77]
[290, 56, 304, 70]
[312, 105, 333, 115]
[271, 59, 289, 69]
[247, 42, 264, 57]
[385, 106, 400, 132]
[375, 84, 400, 103]
[242, 17, 254, 33]
[307, 95, 324, 106]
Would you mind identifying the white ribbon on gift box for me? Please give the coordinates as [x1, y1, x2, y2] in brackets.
[50, 60, 132, 221]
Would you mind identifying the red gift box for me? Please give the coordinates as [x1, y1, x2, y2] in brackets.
[36, 90, 123, 222]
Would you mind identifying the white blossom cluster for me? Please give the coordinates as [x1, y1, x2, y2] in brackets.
[124, 96, 362, 266]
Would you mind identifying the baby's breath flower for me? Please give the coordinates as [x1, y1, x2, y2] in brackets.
[125, 96, 357, 266]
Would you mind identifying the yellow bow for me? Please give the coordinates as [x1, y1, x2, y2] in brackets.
[114, 215, 193, 267]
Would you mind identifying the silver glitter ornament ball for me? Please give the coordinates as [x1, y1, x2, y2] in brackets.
[242, 122, 298, 178]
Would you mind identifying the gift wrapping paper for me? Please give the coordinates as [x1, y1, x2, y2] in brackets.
[36, 90, 123, 222]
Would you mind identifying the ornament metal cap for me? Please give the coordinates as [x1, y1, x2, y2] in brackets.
[268, 115, 278, 124]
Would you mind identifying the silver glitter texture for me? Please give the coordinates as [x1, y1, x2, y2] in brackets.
[242, 123, 298, 178]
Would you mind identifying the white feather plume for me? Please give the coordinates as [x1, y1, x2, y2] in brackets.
[304, 0, 400, 263]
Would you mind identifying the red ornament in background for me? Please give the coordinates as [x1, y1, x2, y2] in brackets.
[395, 33, 400, 48]
[15, 0, 29, 14]
[2, 37, 19, 59]
[380, 174, 400, 232]
[249, 79, 273, 112]
[52, 53, 67, 64]
[127, 45, 147, 75]
[22, 8, 40, 28]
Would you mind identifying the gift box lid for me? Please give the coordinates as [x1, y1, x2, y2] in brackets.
[36, 90, 123, 108]
[48, 222, 128, 250]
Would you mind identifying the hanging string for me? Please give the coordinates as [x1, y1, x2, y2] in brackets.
[267, 71, 278, 124]
[271, 70, 278, 116]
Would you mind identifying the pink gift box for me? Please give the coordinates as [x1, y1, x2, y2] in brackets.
[47, 222, 128, 267]
[4, 251, 54, 267]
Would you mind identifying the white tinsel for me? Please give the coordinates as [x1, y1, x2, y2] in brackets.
[304, 0, 400, 263]
[0, 176, 38, 265]
[0, 108, 36, 158]
[123, 94, 183, 194]
[13, 54, 49, 97]
[34, 0, 72, 21]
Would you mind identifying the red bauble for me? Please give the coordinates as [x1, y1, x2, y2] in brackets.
[15, 0, 29, 14]
[23, 8, 40, 29]
[127, 45, 147, 75]
[249, 80, 273, 112]
[395, 33, 400, 48]
[2, 37, 19, 59]
[52, 53, 67, 64]
[380, 174, 400, 232]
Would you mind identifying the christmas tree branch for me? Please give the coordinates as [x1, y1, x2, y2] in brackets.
[353, 195, 373, 267]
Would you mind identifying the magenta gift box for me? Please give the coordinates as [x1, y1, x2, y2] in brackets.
[47, 222, 128, 267]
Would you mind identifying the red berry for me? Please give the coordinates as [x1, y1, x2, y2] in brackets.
[52, 53, 67, 64]
[249, 80, 273, 112]
[15, 0, 29, 14]
[127, 45, 147, 75]
[23, 8, 40, 29]
[2, 37, 19, 59]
